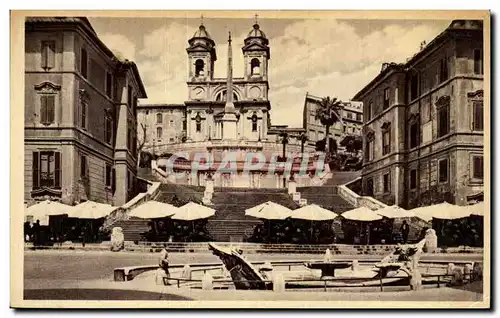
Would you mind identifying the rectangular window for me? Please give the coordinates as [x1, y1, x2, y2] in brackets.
[32, 151, 61, 189]
[80, 155, 87, 179]
[356, 113, 362, 121]
[80, 48, 88, 79]
[169, 137, 174, 142]
[105, 164, 112, 188]
[365, 140, 374, 162]
[367, 101, 373, 121]
[382, 129, 391, 155]
[410, 74, 418, 100]
[196, 122, 201, 132]
[156, 127, 162, 139]
[182, 119, 187, 130]
[41, 41, 55, 70]
[383, 88, 390, 109]
[366, 178, 374, 196]
[474, 49, 483, 75]
[383, 173, 391, 193]
[438, 158, 449, 183]
[105, 114, 113, 144]
[80, 101, 87, 129]
[40, 95, 55, 125]
[105, 72, 113, 98]
[410, 169, 417, 190]
[472, 156, 484, 179]
[473, 101, 483, 131]
[438, 105, 449, 137]
[410, 122, 419, 148]
[439, 56, 448, 83]
[156, 113, 163, 124]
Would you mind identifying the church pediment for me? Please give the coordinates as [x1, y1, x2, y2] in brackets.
[242, 42, 268, 52]
[187, 43, 212, 52]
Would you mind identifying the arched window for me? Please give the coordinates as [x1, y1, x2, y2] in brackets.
[195, 59, 205, 77]
[156, 127, 163, 139]
[251, 113, 258, 132]
[156, 113, 162, 124]
[195, 112, 202, 132]
[250, 58, 260, 75]
[215, 90, 239, 102]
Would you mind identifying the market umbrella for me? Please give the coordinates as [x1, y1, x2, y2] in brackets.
[171, 202, 216, 241]
[464, 201, 485, 216]
[245, 201, 292, 243]
[172, 202, 216, 221]
[341, 207, 382, 245]
[25, 200, 73, 226]
[129, 201, 179, 219]
[70, 201, 118, 219]
[290, 204, 338, 221]
[411, 202, 471, 222]
[245, 201, 292, 220]
[290, 204, 338, 241]
[342, 207, 383, 222]
[375, 205, 415, 219]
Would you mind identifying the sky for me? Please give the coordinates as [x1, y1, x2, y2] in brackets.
[88, 16, 451, 127]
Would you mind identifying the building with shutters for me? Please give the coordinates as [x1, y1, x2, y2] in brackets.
[24, 17, 147, 207]
[302, 93, 363, 149]
[352, 20, 485, 208]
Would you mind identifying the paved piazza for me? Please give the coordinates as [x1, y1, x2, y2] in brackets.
[23, 250, 484, 302]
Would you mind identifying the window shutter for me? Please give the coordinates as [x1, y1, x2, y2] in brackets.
[111, 168, 116, 193]
[40, 95, 47, 124]
[32, 152, 39, 188]
[46, 95, 55, 124]
[54, 152, 61, 188]
[41, 42, 47, 69]
[47, 42, 55, 69]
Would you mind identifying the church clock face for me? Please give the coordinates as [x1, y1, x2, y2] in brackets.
[249, 86, 261, 100]
[193, 87, 204, 99]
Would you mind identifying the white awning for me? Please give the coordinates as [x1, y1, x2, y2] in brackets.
[129, 201, 179, 219]
[171, 202, 216, 221]
[245, 201, 292, 220]
[375, 205, 415, 219]
[69, 201, 118, 219]
[341, 206, 382, 221]
[290, 204, 338, 221]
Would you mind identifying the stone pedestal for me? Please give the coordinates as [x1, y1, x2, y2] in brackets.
[424, 229, 438, 253]
[155, 268, 167, 285]
[272, 274, 285, 292]
[202, 272, 213, 290]
[181, 264, 192, 280]
[110, 227, 124, 252]
[287, 179, 297, 194]
[351, 259, 359, 271]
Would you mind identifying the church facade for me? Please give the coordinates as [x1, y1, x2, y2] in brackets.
[138, 21, 325, 188]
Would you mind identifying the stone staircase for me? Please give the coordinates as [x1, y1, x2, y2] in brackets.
[113, 217, 151, 242]
[208, 187, 300, 242]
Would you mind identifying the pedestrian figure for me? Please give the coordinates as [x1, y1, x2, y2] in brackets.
[159, 244, 170, 284]
[400, 220, 410, 244]
[32, 220, 41, 247]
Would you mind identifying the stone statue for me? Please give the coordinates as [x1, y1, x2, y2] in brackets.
[110, 227, 124, 252]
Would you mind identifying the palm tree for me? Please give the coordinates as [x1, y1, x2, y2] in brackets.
[298, 132, 308, 154]
[315, 96, 343, 155]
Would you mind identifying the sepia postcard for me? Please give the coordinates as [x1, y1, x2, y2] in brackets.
[10, 10, 490, 309]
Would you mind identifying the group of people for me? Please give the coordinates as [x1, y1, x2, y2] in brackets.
[24, 218, 101, 247]
[244, 218, 417, 245]
[140, 219, 211, 243]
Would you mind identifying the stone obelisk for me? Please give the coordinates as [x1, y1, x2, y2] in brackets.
[221, 32, 238, 140]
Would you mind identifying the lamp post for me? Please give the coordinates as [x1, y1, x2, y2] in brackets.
[279, 132, 289, 188]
